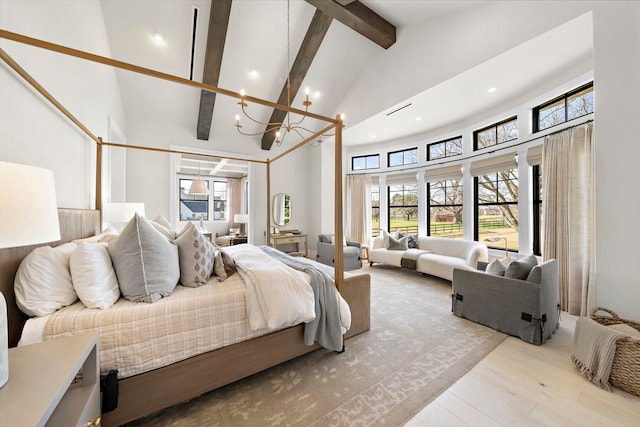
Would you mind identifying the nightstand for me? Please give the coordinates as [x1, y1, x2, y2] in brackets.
[0, 332, 101, 427]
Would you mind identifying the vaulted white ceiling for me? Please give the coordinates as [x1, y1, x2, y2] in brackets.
[99, 0, 593, 150]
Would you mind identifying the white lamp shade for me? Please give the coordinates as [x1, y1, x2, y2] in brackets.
[103, 202, 146, 223]
[234, 213, 248, 224]
[188, 179, 208, 196]
[0, 162, 61, 249]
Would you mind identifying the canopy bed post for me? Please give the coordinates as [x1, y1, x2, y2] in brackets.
[96, 138, 102, 215]
[266, 160, 271, 245]
[334, 118, 344, 292]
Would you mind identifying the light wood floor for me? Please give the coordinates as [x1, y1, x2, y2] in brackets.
[405, 313, 640, 427]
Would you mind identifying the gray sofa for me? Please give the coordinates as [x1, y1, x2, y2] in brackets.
[316, 234, 362, 271]
[451, 258, 560, 345]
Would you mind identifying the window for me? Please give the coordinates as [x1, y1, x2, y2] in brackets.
[533, 82, 593, 132]
[212, 181, 228, 220]
[179, 179, 209, 221]
[178, 178, 227, 221]
[371, 185, 380, 237]
[475, 169, 519, 252]
[532, 165, 543, 256]
[427, 179, 463, 238]
[388, 148, 418, 167]
[474, 117, 518, 150]
[352, 154, 380, 171]
[427, 136, 463, 161]
[388, 183, 418, 234]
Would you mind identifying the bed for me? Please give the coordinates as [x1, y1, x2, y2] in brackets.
[0, 29, 368, 426]
[0, 209, 371, 426]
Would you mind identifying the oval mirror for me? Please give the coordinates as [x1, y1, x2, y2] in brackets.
[273, 193, 291, 226]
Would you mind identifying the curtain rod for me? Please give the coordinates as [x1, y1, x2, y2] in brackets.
[346, 118, 594, 177]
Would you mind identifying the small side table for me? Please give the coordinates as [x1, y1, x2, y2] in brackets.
[0, 332, 101, 427]
[361, 244, 370, 262]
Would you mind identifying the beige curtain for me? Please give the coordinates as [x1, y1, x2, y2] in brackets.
[542, 122, 595, 316]
[346, 174, 372, 245]
[228, 178, 242, 226]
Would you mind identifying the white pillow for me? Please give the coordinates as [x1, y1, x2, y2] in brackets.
[72, 227, 119, 244]
[70, 242, 120, 309]
[14, 242, 78, 317]
[151, 214, 176, 240]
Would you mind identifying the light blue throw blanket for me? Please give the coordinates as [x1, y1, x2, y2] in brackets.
[260, 246, 343, 352]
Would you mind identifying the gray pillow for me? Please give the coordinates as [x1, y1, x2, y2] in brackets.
[505, 254, 538, 280]
[174, 222, 215, 287]
[388, 235, 408, 250]
[319, 233, 333, 244]
[108, 213, 179, 303]
[212, 250, 227, 281]
[526, 265, 543, 284]
[407, 235, 419, 249]
[486, 259, 506, 276]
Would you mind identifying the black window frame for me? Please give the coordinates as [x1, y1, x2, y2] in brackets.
[387, 147, 418, 168]
[533, 82, 594, 133]
[532, 165, 542, 256]
[474, 169, 519, 252]
[387, 183, 418, 234]
[427, 178, 463, 238]
[473, 116, 518, 151]
[427, 136, 463, 161]
[371, 184, 380, 237]
[351, 154, 380, 171]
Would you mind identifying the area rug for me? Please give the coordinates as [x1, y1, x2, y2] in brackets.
[125, 265, 507, 427]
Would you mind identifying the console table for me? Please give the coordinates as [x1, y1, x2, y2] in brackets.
[0, 331, 101, 427]
[270, 234, 308, 257]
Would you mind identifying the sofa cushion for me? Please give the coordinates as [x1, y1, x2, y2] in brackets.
[387, 235, 408, 250]
[486, 259, 506, 276]
[505, 254, 538, 280]
[526, 264, 543, 284]
[319, 233, 333, 244]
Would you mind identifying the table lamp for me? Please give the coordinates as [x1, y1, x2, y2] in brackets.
[234, 213, 248, 236]
[103, 202, 146, 231]
[0, 161, 62, 388]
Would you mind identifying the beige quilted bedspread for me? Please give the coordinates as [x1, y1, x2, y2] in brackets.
[43, 273, 269, 378]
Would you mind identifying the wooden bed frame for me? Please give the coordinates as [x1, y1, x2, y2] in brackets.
[0, 209, 371, 426]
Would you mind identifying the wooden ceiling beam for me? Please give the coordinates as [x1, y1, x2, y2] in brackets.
[260, 9, 332, 150]
[305, 0, 396, 49]
[196, 0, 232, 141]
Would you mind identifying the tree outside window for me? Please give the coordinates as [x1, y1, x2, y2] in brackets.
[474, 117, 518, 150]
[372, 184, 380, 236]
[388, 183, 418, 234]
[475, 169, 519, 251]
[428, 179, 463, 238]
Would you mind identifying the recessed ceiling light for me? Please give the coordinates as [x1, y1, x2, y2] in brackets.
[488, 87, 497, 93]
[249, 69, 259, 79]
[151, 32, 165, 45]
[371, 134, 377, 139]
[416, 116, 422, 121]
[314, 91, 321, 99]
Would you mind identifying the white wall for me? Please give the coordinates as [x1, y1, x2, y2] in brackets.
[592, 2, 640, 321]
[0, 0, 125, 208]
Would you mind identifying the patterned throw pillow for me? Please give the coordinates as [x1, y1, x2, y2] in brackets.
[174, 222, 215, 287]
[407, 235, 419, 249]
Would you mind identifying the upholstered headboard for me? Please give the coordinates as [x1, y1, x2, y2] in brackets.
[0, 208, 100, 347]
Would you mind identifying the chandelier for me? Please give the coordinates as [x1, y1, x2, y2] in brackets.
[234, 0, 324, 147]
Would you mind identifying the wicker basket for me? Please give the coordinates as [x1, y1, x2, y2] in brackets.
[589, 307, 640, 396]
